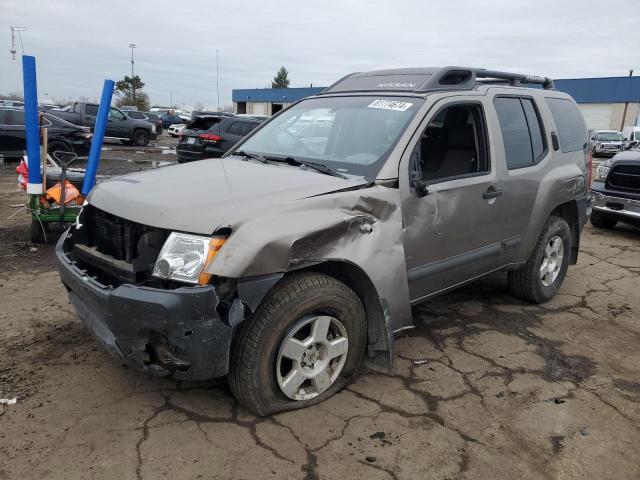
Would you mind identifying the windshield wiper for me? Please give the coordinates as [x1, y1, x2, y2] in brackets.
[233, 150, 268, 164]
[265, 156, 347, 179]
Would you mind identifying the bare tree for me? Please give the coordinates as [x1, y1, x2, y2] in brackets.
[194, 102, 206, 111]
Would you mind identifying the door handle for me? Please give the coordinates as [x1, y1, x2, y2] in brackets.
[483, 188, 503, 199]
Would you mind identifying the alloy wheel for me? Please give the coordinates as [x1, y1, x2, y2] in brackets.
[540, 235, 564, 287]
[276, 315, 349, 401]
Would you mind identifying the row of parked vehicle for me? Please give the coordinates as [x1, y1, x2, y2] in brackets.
[0, 99, 272, 161]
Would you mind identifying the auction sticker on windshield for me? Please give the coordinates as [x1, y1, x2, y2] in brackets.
[367, 99, 414, 112]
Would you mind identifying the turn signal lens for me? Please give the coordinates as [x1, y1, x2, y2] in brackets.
[197, 236, 227, 285]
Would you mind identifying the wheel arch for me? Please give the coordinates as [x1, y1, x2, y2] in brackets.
[289, 260, 393, 370]
[549, 200, 580, 265]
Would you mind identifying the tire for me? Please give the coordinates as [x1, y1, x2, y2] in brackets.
[132, 129, 150, 147]
[228, 272, 366, 416]
[508, 216, 572, 304]
[590, 210, 617, 229]
[30, 218, 45, 243]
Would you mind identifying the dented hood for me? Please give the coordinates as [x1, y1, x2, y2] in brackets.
[88, 157, 368, 234]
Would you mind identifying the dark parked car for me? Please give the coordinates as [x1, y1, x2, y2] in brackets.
[53, 102, 157, 146]
[177, 115, 262, 163]
[160, 113, 183, 129]
[58, 66, 590, 416]
[124, 110, 164, 135]
[590, 147, 640, 229]
[0, 106, 92, 159]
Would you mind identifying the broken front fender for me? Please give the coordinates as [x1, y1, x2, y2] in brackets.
[206, 185, 413, 340]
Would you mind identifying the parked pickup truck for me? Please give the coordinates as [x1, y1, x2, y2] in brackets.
[56, 66, 590, 416]
[590, 147, 640, 229]
[52, 102, 156, 146]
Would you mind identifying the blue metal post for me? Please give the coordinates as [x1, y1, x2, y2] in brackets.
[22, 55, 42, 193]
[81, 79, 114, 195]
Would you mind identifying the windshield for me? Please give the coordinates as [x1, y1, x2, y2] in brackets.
[233, 96, 423, 179]
[595, 132, 623, 141]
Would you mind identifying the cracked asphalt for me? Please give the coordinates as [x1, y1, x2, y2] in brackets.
[1, 161, 640, 479]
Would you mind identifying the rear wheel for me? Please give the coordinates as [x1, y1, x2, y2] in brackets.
[132, 129, 150, 146]
[30, 218, 45, 243]
[590, 210, 617, 229]
[228, 272, 366, 416]
[508, 216, 572, 303]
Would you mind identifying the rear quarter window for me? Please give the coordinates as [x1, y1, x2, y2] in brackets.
[188, 117, 221, 130]
[545, 97, 586, 153]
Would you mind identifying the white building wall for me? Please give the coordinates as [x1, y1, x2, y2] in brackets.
[578, 102, 640, 131]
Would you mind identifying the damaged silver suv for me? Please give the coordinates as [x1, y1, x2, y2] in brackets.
[56, 67, 590, 416]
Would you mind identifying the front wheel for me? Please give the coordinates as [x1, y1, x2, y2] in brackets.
[590, 210, 617, 229]
[508, 216, 572, 303]
[132, 129, 150, 146]
[228, 272, 366, 416]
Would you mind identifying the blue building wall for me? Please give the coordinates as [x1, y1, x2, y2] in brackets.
[554, 77, 640, 103]
[232, 76, 640, 104]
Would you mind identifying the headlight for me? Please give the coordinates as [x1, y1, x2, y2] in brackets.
[152, 232, 227, 284]
[595, 161, 612, 181]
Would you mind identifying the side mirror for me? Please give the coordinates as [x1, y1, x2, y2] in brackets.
[410, 171, 431, 197]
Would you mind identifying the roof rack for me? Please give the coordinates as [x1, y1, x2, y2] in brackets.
[320, 66, 555, 94]
[473, 69, 555, 89]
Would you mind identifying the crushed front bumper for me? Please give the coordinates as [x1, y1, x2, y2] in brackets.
[55, 232, 233, 380]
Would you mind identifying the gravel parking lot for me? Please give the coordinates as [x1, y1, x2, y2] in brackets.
[1, 145, 639, 479]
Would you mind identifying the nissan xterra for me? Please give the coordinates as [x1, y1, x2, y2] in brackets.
[56, 67, 591, 416]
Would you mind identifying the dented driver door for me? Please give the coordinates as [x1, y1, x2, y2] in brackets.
[399, 96, 508, 303]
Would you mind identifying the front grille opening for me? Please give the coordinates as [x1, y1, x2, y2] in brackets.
[607, 164, 640, 193]
[69, 205, 168, 286]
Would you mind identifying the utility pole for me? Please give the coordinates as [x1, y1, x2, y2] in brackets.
[129, 43, 136, 103]
[620, 69, 634, 132]
[216, 49, 220, 112]
[10, 27, 26, 60]
[170, 90, 173, 108]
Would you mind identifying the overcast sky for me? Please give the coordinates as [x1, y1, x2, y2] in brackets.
[1, 0, 638, 109]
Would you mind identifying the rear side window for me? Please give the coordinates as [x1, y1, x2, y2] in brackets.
[545, 98, 586, 153]
[494, 97, 533, 169]
[8, 110, 25, 125]
[85, 104, 99, 116]
[226, 122, 245, 135]
[243, 122, 259, 135]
